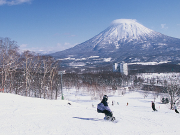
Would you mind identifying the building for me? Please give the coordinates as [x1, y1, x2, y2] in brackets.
[113, 63, 119, 72]
[113, 62, 128, 75]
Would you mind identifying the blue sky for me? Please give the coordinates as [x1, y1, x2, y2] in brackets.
[0, 0, 180, 54]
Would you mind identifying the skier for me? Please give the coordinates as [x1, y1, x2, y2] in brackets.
[174, 103, 179, 113]
[97, 95, 115, 121]
[152, 101, 157, 111]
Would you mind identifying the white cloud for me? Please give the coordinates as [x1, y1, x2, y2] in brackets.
[19, 44, 29, 52]
[0, 0, 32, 5]
[161, 24, 168, 29]
[19, 42, 78, 54]
[55, 42, 77, 52]
[0, 0, 6, 5]
[20, 44, 27, 48]
[63, 33, 76, 37]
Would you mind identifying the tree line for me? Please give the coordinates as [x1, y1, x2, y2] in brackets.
[0, 37, 60, 99]
[0, 38, 136, 100]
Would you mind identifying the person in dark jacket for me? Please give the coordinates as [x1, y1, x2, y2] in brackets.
[152, 101, 157, 111]
[174, 103, 179, 113]
[97, 95, 113, 119]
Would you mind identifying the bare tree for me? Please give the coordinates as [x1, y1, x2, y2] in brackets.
[20, 50, 37, 96]
[29, 54, 43, 97]
[0, 38, 19, 92]
[49, 60, 58, 99]
[164, 76, 180, 109]
[39, 56, 57, 99]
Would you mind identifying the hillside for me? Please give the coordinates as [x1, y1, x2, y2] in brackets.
[0, 89, 180, 135]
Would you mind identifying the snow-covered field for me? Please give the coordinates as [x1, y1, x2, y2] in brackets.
[0, 89, 179, 135]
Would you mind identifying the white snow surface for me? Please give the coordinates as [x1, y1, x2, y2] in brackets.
[0, 89, 180, 135]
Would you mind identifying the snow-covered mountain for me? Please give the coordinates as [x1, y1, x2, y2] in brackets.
[50, 19, 180, 69]
[90, 19, 160, 50]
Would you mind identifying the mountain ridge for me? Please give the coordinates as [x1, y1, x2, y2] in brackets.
[50, 19, 180, 69]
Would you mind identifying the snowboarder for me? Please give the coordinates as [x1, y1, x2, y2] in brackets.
[174, 103, 179, 113]
[152, 101, 157, 111]
[97, 95, 115, 121]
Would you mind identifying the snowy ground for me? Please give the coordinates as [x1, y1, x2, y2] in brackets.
[0, 89, 179, 135]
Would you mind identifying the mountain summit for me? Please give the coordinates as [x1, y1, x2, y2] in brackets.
[90, 19, 161, 50]
[50, 19, 180, 68]
[95, 19, 156, 43]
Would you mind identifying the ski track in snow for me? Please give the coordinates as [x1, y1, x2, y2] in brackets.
[0, 90, 180, 135]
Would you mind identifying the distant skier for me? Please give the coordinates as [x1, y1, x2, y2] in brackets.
[97, 95, 115, 121]
[174, 103, 179, 113]
[152, 101, 157, 111]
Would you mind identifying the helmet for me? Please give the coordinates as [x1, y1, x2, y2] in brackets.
[103, 95, 108, 101]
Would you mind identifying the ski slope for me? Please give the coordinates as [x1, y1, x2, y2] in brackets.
[0, 89, 179, 135]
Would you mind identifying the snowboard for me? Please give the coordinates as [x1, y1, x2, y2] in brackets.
[104, 116, 118, 123]
[152, 109, 158, 112]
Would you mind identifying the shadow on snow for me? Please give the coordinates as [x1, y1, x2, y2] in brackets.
[73, 117, 103, 121]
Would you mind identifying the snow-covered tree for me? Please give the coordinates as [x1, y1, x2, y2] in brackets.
[164, 76, 180, 109]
